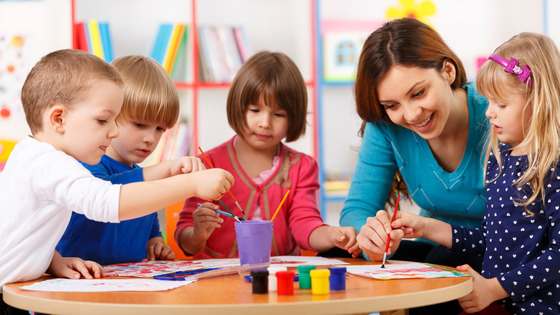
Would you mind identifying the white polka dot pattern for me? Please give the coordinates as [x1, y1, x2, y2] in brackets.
[451, 144, 560, 314]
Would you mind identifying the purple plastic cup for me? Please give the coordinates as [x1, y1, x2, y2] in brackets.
[235, 220, 273, 266]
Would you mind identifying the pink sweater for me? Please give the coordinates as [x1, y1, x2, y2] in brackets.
[175, 137, 326, 259]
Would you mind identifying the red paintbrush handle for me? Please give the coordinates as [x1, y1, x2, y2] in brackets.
[383, 196, 400, 254]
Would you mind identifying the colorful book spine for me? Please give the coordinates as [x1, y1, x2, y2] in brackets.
[150, 24, 173, 65]
[163, 24, 186, 74]
[170, 25, 188, 79]
[87, 19, 105, 60]
[75, 21, 89, 52]
[99, 22, 113, 62]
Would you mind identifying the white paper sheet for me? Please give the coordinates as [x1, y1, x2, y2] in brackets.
[21, 278, 194, 292]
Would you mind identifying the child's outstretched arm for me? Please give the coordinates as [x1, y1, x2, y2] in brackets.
[119, 168, 233, 221]
[392, 210, 453, 247]
[143, 156, 206, 181]
[47, 251, 104, 279]
[309, 226, 362, 258]
[177, 202, 223, 255]
[146, 237, 175, 261]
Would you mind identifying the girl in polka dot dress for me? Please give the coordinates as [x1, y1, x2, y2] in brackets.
[388, 32, 560, 314]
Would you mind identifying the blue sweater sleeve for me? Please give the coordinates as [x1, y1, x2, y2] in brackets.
[84, 161, 143, 185]
[340, 122, 397, 233]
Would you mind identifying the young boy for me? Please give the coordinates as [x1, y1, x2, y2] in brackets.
[57, 55, 197, 264]
[0, 49, 233, 297]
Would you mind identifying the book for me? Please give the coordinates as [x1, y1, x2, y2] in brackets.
[87, 19, 104, 60]
[150, 24, 173, 65]
[233, 26, 252, 62]
[75, 21, 89, 53]
[197, 25, 252, 83]
[75, 20, 114, 62]
[99, 22, 113, 62]
[151, 23, 187, 77]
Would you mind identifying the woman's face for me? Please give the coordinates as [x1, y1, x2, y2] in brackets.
[376, 62, 456, 140]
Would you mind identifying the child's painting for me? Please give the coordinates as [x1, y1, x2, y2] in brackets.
[346, 262, 469, 279]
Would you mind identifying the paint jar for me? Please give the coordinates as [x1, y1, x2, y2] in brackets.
[267, 266, 287, 292]
[276, 271, 295, 295]
[328, 266, 347, 291]
[310, 269, 330, 295]
[297, 265, 316, 289]
[251, 270, 269, 294]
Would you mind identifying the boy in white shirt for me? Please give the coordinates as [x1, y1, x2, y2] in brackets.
[0, 49, 233, 313]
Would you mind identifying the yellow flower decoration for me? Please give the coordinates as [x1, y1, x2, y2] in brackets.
[386, 0, 436, 25]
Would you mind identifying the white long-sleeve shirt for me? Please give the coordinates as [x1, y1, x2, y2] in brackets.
[0, 137, 121, 291]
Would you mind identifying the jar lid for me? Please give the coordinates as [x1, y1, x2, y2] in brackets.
[276, 271, 295, 279]
[310, 269, 330, 277]
[297, 265, 317, 273]
[328, 266, 347, 274]
[251, 270, 269, 278]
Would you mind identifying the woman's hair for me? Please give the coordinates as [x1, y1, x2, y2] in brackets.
[21, 49, 122, 135]
[111, 55, 179, 129]
[477, 32, 560, 212]
[354, 18, 466, 206]
[355, 18, 466, 127]
[227, 51, 307, 142]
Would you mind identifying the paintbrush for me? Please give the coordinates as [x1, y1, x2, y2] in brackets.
[381, 195, 400, 268]
[198, 146, 246, 216]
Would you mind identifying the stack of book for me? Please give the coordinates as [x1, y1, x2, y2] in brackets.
[151, 23, 188, 78]
[197, 25, 251, 83]
[75, 20, 114, 62]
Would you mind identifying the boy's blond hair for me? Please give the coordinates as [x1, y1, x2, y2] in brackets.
[21, 49, 123, 135]
[111, 56, 179, 128]
[477, 32, 560, 211]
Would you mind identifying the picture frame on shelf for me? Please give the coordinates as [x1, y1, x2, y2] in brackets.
[322, 20, 383, 83]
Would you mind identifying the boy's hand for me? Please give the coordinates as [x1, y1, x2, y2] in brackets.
[170, 156, 205, 176]
[192, 168, 234, 200]
[457, 265, 508, 313]
[48, 253, 104, 280]
[329, 226, 362, 258]
[192, 202, 223, 243]
[146, 242, 176, 261]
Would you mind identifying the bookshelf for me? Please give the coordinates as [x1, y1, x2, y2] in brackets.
[75, 0, 317, 159]
[75, 0, 318, 258]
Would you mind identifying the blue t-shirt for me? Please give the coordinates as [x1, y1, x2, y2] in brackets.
[452, 144, 560, 314]
[56, 155, 162, 265]
[340, 83, 489, 233]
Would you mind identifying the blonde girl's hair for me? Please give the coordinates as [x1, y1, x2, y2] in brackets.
[227, 51, 308, 142]
[111, 55, 179, 128]
[477, 32, 560, 212]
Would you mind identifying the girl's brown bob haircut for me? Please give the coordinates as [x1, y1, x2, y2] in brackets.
[227, 51, 307, 142]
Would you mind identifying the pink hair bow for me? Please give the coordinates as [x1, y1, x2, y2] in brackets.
[488, 53, 533, 87]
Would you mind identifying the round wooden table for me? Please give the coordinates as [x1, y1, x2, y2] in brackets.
[3, 259, 472, 315]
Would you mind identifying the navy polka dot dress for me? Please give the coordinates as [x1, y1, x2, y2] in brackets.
[451, 143, 560, 314]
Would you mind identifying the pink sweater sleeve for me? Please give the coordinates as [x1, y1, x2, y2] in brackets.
[287, 154, 326, 252]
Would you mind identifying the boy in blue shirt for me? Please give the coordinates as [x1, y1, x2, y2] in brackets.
[57, 55, 199, 264]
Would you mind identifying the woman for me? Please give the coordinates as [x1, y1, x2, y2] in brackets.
[341, 18, 488, 271]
